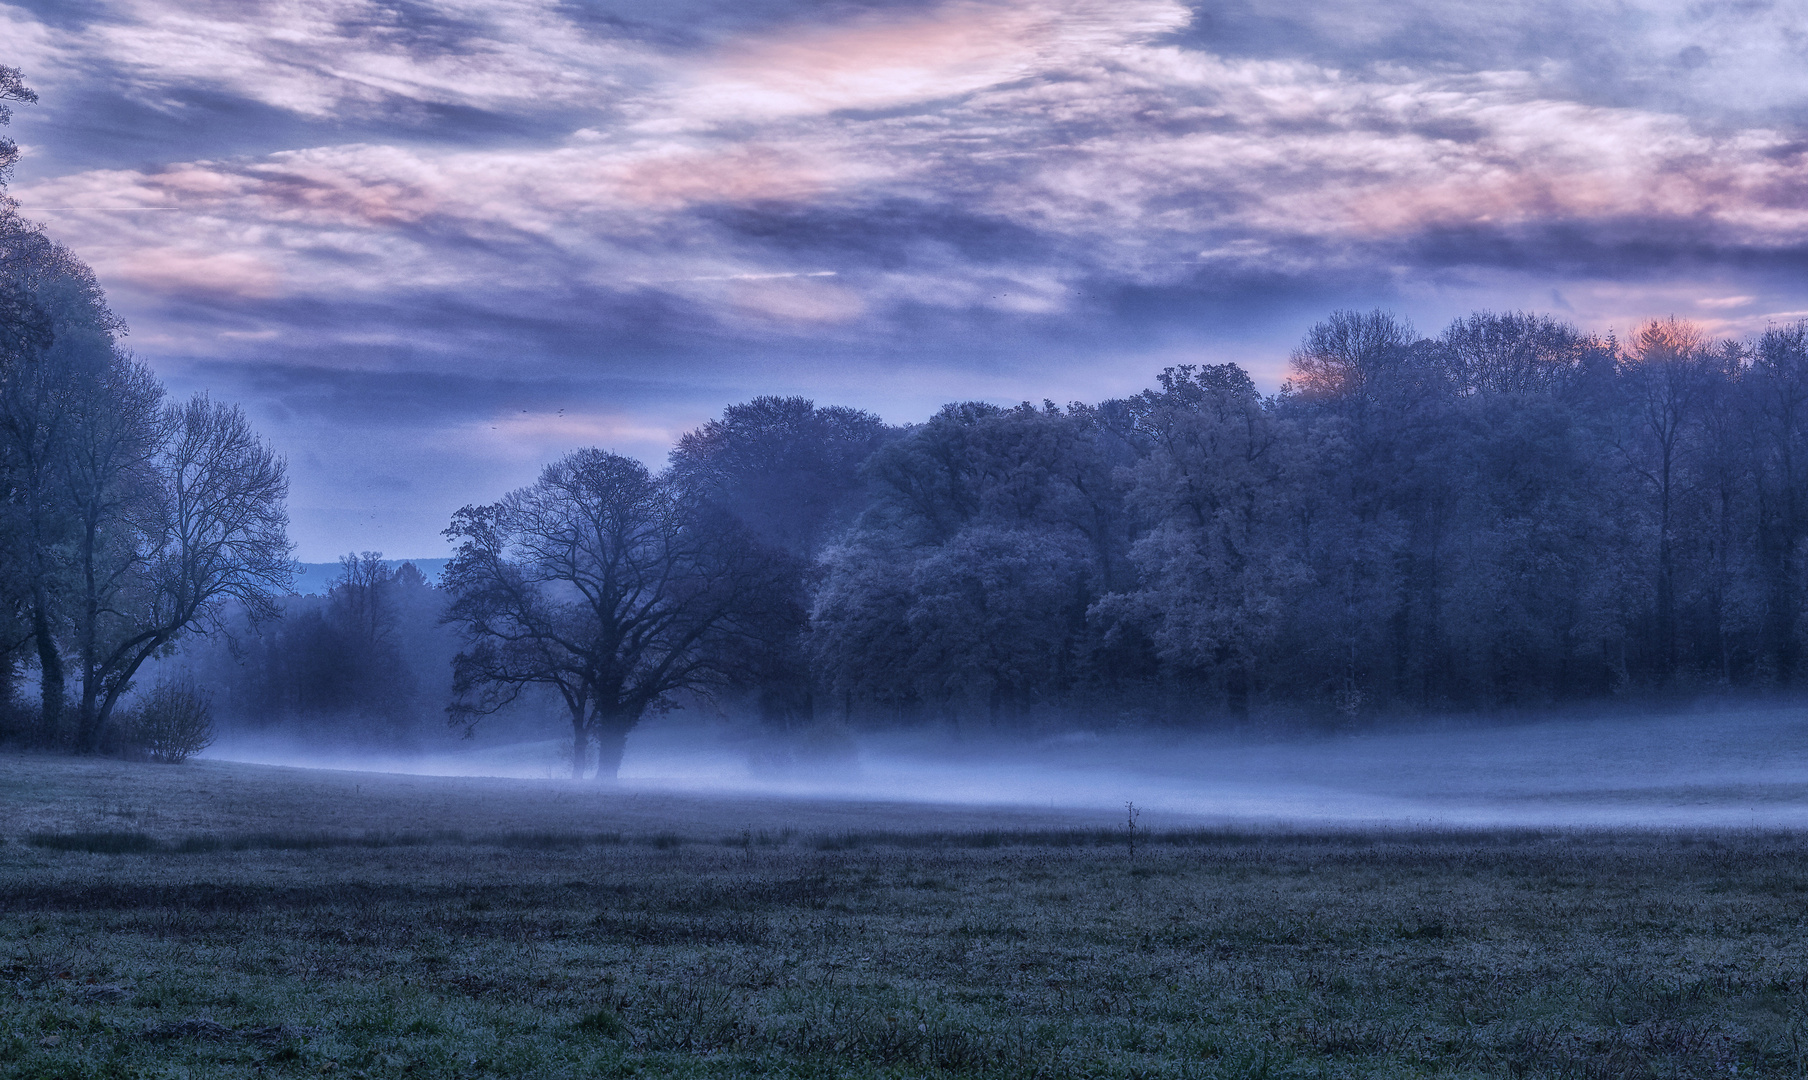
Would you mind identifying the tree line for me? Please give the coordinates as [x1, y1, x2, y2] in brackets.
[368, 306, 1803, 780]
[0, 67, 291, 754]
[807, 311, 1808, 733]
[171, 307, 1808, 782]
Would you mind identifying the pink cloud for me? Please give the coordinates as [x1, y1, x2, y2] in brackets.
[111, 249, 284, 299]
[722, 276, 866, 324]
[608, 145, 839, 210]
[681, 0, 1186, 121]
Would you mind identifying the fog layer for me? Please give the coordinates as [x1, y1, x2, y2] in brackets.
[207, 706, 1808, 830]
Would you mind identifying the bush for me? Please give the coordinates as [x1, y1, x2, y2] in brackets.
[129, 679, 216, 764]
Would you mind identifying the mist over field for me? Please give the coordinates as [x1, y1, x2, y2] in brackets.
[197, 704, 1808, 831]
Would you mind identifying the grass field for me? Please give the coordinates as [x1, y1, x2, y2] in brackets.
[8, 754, 1808, 1078]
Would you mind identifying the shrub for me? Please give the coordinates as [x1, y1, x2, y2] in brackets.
[130, 679, 216, 764]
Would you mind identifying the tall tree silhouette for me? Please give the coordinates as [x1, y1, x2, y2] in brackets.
[444, 450, 785, 779]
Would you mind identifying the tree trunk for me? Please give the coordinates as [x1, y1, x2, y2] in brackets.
[571, 722, 588, 781]
[80, 637, 167, 757]
[76, 675, 102, 754]
[1226, 660, 1250, 723]
[76, 519, 103, 754]
[593, 722, 631, 782]
[0, 655, 14, 721]
[31, 600, 62, 747]
[1655, 535, 1676, 681]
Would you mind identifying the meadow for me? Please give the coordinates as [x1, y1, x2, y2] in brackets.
[7, 753, 1808, 1078]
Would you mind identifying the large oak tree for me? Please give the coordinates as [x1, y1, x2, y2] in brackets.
[443, 449, 786, 780]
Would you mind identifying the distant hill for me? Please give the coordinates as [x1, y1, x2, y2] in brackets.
[289, 558, 452, 596]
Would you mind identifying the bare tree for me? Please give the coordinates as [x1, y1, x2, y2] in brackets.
[331, 551, 398, 650]
[1613, 318, 1715, 678]
[71, 394, 292, 751]
[1439, 310, 1587, 397]
[1288, 309, 1423, 405]
[443, 449, 784, 780]
[65, 351, 167, 750]
[0, 75, 289, 750]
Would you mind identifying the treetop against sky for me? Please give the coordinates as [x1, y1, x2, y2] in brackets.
[3, 0, 1806, 559]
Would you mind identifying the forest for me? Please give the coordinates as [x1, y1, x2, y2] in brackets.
[144, 308, 1808, 778]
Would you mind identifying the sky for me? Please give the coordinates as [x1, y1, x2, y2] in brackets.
[4, 0, 1807, 561]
